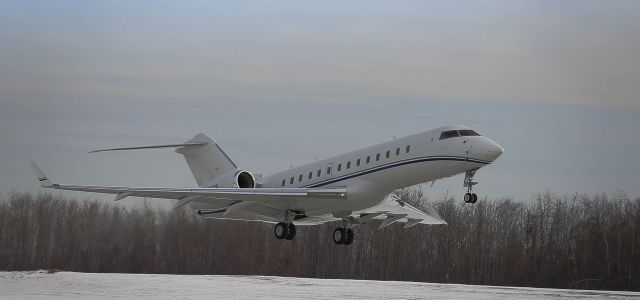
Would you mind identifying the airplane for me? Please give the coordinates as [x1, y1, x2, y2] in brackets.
[31, 125, 503, 245]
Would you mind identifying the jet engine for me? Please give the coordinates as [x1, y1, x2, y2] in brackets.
[207, 170, 256, 188]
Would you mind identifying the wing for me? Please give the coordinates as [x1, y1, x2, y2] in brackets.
[30, 162, 347, 222]
[268, 193, 447, 227]
[352, 194, 447, 228]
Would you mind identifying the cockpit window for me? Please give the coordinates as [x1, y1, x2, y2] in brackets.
[439, 130, 460, 140]
[459, 129, 480, 136]
[439, 129, 481, 140]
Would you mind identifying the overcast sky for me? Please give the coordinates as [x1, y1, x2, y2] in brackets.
[1, 1, 639, 205]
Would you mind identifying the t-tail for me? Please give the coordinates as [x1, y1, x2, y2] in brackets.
[90, 133, 238, 187]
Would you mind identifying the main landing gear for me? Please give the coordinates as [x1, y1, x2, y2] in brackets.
[464, 168, 479, 204]
[274, 222, 296, 240]
[332, 227, 354, 245]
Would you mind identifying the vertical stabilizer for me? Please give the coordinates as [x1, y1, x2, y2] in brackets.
[175, 133, 238, 187]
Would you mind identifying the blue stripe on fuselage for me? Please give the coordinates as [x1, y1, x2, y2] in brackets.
[303, 156, 490, 188]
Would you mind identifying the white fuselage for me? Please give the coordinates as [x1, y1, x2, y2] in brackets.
[260, 125, 503, 217]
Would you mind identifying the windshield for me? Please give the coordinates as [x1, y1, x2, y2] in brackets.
[439, 129, 480, 140]
[459, 129, 480, 136]
[439, 130, 460, 140]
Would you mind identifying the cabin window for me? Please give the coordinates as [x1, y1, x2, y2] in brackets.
[386, 150, 390, 158]
[396, 148, 400, 156]
[366, 156, 370, 164]
[290, 177, 294, 184]
[376, 153, 380, 161]
[356, 159, 361, 166]
[406, 145, 410, 153]
[327, 166, 331, 174]
[346, 161, 351, 169]
[308, 172, 313, 179]
[298, 174, 303, 182]
[281, 179, 285, 187]
[337, 164, 342, 172]
[459, 129, 480, 136]
[439, 130, 460, 140]
[317, 169, 321, 177]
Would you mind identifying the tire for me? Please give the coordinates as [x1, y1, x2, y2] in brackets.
[333, 228, 345, 244]
[285, 223, 296, 240]
[464, 193, 472, 203]
[274, 222, 287, 239]
[471, 193, 478, 204]
[343, 228, 354, 245]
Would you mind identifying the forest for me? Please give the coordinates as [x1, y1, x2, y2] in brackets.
[1, 190, 639, 291]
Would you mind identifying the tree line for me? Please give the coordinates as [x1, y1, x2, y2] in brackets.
[1, 190, 639, 291]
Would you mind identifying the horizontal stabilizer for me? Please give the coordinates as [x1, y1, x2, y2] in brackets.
[89, 142, 207, 153]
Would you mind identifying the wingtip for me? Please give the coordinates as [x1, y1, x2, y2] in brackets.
[30, 161, 53, 187]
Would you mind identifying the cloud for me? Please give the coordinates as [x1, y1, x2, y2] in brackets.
[1, 1, 639, 200]
[1, 1, 639, 108]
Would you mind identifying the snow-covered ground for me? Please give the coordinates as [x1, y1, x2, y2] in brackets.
[1, 271, 639, 299]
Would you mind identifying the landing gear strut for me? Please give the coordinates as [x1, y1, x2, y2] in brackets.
[274, 222, 296, 240]
[464, 168, 479, 204]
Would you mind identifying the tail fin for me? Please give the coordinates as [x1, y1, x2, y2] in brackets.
[175, 133, 238, 187]
[90, 133, 239, 187]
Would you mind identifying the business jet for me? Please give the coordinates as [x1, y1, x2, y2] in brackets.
[31, 125, 503, 245]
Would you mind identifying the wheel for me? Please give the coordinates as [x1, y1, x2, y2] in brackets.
[274, 222, 288, 239]
[285, 223, 296, 240]
[333, 228, 345, 244]
[471, 193, 478, 204]
[343, 228, 354, 245]
[464, 193, 472, 203]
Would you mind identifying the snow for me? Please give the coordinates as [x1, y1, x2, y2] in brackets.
[1, 271, 639, 299]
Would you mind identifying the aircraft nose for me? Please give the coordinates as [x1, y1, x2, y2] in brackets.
[485, 140, 504, 161]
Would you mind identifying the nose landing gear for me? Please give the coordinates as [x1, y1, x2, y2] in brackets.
[464, 169, 479, 204]
[464, 192, 478, 204]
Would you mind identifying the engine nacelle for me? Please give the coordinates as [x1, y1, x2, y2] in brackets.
[206, 170, 256, 188]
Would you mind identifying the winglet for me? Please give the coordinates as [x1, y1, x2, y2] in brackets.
[30, 162, 53, 187]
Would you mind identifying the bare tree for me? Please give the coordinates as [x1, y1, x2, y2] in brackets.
[1, 190, 639, 291]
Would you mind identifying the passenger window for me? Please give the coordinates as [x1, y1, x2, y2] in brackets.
[346, 161, 351, 169]
[366, 156, 370, 164]
[298, 174, 303, 182]
[356, 159, 361, 166]
[376, 153, 380, 161]
[459, 129, 480, 136]
[290, 177, 294, 184]
[281, 179, 285, 187]
[308, 172, 313, 179]
[439, 130, 460, 140]
[317, 169, 321, 177]
[386, 150, 390, 158]
[406, 145, 410, 153]
[327, 166, 331, 174]
[396, 148, 400, 156]
[337, 164, 341, 172]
